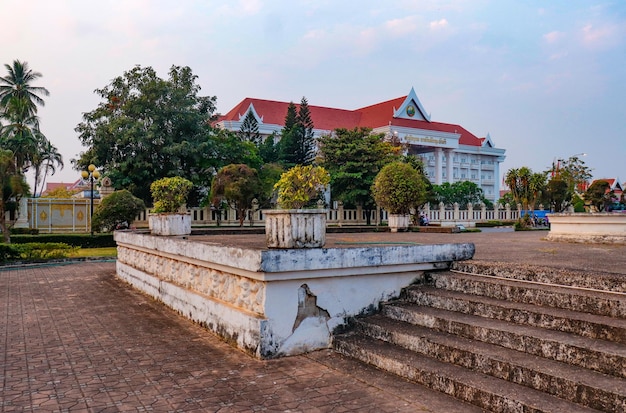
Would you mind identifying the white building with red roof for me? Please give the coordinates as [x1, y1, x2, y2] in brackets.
[216, 88, 506, 202]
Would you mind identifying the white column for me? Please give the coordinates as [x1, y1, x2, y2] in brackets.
[494, 159, 501, 202]
[445, 149, 454, 183]
[434, 148, 443, 185]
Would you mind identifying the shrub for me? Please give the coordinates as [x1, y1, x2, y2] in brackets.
[12, 234, 115, 248]
[150, 177, 193, 213]
[372, 162, 426, 214]
[92, 190, 146, 232]
[0, 244, 21, 262]
[10, 243, 77, 261]
[273, 165, 330, 209]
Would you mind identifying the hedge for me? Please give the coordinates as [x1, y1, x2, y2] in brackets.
[0, 242, 77, 262]
[11, 233, 116, 248]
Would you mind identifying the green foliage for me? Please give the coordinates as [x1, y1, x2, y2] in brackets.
[572, 193, 585, 212]
[318, 127, 402, 215]
[432, 181, 488, 207]
[12, 234, 115, 248]
[238, 110, 261, 145]
[12, 242, 77, 260]
[92, 190, 146, 232]
[584, 180, 614, 212]
[372, 162, 427, 214]
[504, 167, 546, 212]
[259, 133, 280, 164]
[74, 65, 218, 203]
[210, 164, 262, 226]
[257, 163, 284, 208]
[0, 243, 21, 261]
[274, 165, 330, 209]
[278, 97, 316, 166]
[150, 176, 193, 213]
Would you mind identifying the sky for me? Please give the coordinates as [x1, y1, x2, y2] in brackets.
[2, 0, 625, 189]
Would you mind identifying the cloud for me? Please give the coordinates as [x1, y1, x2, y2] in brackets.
[580, 23, 621, 49]
[384, 16, 419, 36]
[543, 31, 564, 44]
[429, 18, 449, 29]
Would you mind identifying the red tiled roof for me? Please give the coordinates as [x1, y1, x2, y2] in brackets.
[218, 95, 484, 147]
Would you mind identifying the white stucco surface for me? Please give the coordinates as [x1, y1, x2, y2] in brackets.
[114, 231, 474, 358]
[547, 213, 626, 244]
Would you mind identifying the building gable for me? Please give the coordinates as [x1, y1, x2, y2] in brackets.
[392, 87, 431, 122]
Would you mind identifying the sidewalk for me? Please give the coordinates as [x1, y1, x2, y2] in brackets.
[2, 231, 624, 412]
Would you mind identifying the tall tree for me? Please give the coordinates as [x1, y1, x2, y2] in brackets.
[318, 127, 401, 224]
[0, 60, 49, 116]
[584, 180, 614, 212]
[278, 98, 316, 166]
[504, 167, 546, 213]
[32, 137, 64, 197]
[544, 155, 592, 211]
[75, 65, 220, 203]
[238, 110, 261, 145]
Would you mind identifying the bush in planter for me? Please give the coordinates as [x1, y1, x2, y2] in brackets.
[273, 165, 330, 209]
[150, 177, 193, 213]
[372, 161, 427, 215]
[92, 190, 146, 232]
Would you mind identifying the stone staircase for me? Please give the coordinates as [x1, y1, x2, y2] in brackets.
[333, 261, 626, 412]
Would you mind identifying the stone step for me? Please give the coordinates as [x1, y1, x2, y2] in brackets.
[428, 271, 626, 319]
[333, 332, 602, 413]
[353, 314, 626, 412]
[452, 261, 626, 293]
[382, 303, 626, 379]
[404, 285, 626, 344]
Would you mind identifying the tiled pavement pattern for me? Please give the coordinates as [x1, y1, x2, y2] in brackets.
[1, 261, 484, 412]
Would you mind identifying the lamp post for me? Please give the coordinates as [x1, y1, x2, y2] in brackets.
[81, 164, 100, 235]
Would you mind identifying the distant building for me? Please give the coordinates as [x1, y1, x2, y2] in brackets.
[40, 179, 100, 199]
[216, 88, 506, 202]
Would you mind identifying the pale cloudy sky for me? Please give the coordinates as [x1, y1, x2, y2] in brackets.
[2, 0, 625, 186]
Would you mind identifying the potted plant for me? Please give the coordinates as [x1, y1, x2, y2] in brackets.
[148, 176, 193, 236]
[264, 165, 330, 248]
[372, 161, 426, 232]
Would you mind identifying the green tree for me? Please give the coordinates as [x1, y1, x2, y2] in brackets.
[318, 127, 401, 224]
[210, 164, 262, 226]
[504, 167, 546, 213]
[259, 133, 280, 164]
[75, 65, 218, 204]
[0, 60, 49, 116]
[278, 97, 316, 166]
[238, 110, 261, 145]
[31, 136, 63, 197]
[257, 162, 284, 208]
[372, 161, 427, 215]
[545, 155, 592, 211]
[432, 181, 487, 207]
[91, 190, 146, 232]
[0, 149, 29, 242]
[584, 180, 614, 212]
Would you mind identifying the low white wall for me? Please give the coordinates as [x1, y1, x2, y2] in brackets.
[547, 213, 626, 244]
[114, 231, 475, 358]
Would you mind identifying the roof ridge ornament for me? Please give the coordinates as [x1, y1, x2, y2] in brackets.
[393, 87, 431, 122]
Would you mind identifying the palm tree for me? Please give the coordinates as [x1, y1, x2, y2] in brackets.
[0, 96, 40, 172]
[504, 166, 546, 213]
[32, 137, 64, 197]
[0, 60, 49, 116]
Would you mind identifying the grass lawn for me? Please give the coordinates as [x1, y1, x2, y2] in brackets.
[69, 247, 117, 258]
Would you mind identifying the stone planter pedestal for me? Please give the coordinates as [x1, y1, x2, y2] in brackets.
[388, 214, 410, 232]
[264, 209, 327, 248]
[148, 213, 192, 236]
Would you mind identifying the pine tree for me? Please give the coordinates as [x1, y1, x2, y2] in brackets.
[238, 110, 261, 145]
[296, 97, 316, 165]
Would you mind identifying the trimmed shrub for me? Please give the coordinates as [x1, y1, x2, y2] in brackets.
[11, 234, 116, 248]
[92, 190, 146, 232]
[13, 243, 77, 260]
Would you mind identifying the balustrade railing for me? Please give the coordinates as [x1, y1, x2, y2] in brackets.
[20, 198, 523, 233]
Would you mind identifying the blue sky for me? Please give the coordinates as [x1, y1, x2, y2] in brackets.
[2, 0, 625, 186]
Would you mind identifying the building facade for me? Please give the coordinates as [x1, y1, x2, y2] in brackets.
[216, 88, 506, 202]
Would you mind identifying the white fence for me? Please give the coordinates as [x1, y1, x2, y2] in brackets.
[21, 198, 523, 233]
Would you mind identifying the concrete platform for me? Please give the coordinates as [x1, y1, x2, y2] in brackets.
[2, 230, 625, 412]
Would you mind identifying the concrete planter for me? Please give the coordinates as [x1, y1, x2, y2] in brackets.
[148, 213, 191, 236]
[388, 214, 410, 232]
[264, 209, 327, 248]
[547, 212, 626, 244]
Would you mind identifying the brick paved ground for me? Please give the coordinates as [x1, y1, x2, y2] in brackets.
[2, 230, 624, 412]
[1, 261, 484, 412]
